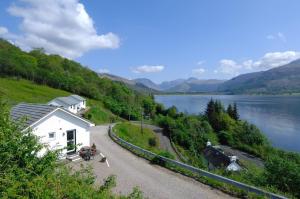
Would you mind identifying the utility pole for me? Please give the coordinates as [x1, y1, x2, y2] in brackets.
[128, 105, 131, 121]
[140, 107, 144, 134]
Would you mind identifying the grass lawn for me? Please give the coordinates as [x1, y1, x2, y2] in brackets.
[0, 77, 70, 106]
[114, 122, 163, 154]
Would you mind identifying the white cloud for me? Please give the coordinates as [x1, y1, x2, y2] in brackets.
[98, 68, 110, 73]
[215, 51, 300, 77]
[192, 68, 206, 76]
[266, 35, 276, 40]
[251, 51, 300, 69]
[197, 60, 205, 65]
[0, 26, 8, 35]
[277, 32, 286, 42]
[132, 65, 165, 73]
[2, 0, 119, 58]
[215, 59, 242, 76]
[266, 32, 286, 42]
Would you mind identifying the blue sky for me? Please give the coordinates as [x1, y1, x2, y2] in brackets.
[1, 0, 300, 83]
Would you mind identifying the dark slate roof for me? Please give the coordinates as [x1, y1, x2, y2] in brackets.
[203, 146, 231, 168]
[10, 103, 57, 127]
[69, 95, 85, 101]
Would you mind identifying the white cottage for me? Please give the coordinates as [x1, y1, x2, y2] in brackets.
[204, 142, 242, 171]
[11, 103, 94, 158]
[69, 95, 86, 110]
[48, 95, 86, 114]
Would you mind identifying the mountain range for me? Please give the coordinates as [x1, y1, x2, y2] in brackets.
[134, 78, 226, 93]
[219, 59, 300, 94]
[99, 59, 300, 94]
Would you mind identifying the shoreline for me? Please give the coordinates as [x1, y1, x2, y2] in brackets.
[155, 92, 300, 96]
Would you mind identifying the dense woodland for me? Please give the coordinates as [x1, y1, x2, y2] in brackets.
[0, 38, 300, 198]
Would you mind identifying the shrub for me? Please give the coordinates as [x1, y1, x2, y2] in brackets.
[148, 137, 157, 147]
[151, 151, 175, 166]
[218, 131, 233, 145]
[264, 155, 300, 198]
[158, 151, 175, 159]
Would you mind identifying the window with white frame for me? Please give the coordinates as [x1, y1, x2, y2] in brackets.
[48, 132, 56, 139]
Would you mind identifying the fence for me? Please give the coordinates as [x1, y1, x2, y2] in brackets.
[108, 126, 287, 199]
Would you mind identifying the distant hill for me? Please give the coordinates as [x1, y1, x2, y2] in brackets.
[166, 78, 225, 93]
[133, 78, 161, 90]
[98, 73, 135, 85]
[134, 77, 225, 93]
[98, 73, 160, 94]
[219, 59, 300, 94]
[159, 79, 186, 90]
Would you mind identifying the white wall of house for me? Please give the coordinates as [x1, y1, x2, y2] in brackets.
[78, 100, 86, 110]
[30, 109, 92, 157]
[68, 104, 79, 114]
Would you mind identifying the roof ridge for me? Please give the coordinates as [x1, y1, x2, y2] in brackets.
[11, 103, 93, 130]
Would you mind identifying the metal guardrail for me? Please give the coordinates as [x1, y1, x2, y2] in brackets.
[109, 125, 287, 199]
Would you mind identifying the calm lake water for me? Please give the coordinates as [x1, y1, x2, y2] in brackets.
[155, 95, 300, 153]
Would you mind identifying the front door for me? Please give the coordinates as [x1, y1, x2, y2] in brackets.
[67, 130, 76, 154]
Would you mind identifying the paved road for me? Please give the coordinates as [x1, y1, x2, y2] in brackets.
[79, 125, 235, 199]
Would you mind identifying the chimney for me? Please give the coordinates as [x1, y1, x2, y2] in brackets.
[230, 156, 237, 162]
[206, 141, 211, 147]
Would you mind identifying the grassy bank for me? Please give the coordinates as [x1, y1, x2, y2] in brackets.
[114, 122, 174, 158]
[84, 99, 121, 125]
[0, 77, 70, 106]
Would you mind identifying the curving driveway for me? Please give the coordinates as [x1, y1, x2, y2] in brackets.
[77, 125, 235, 199]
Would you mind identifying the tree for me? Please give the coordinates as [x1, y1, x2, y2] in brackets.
[214, 100, 224, 113]
[227, 104, 234, 118]
[205, 99, 215, 118]
[167, 106, 178, 118]
[238, 122, 267, 146]
[232, 103, 239, 120]
[155, 103, 165, 115]
[142, 98, 156, 118]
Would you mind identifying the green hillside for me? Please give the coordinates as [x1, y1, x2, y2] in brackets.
[0, 38, 154, 121]
[0, 78, 70, 106]
[0, 77, 116, 124]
